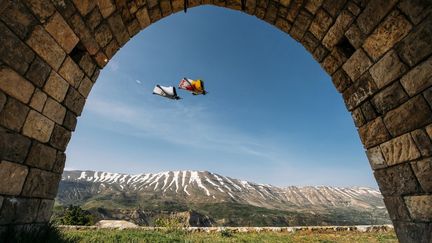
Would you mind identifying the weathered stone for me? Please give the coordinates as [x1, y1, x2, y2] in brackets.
[383, 95, 432, 137]
[26, 26, 66, 70]
[148, 8, 162, 23]
[136, 7, 151, 28]
[63, 110, 77, 131]
[342, 72, 377, 110]
[360, 101, 377, 121]
[78, 53, 96, 77]
[275, 17, 290, 34]
[160, 0, 172, 17]
[393, 221, 432, 243]
[289, 10, 312, 41]
[31, 88, 48, 112]
[26, 142, 56, 172]
[104, 39, 120, 59]
[356, 0, 398, 35]
[127, 19, 141, 37]
[380, 133, 421, 166]
[22, 110, 55, 143]
[383, 196, 411, 221]
[172, 0, 185, 12]
[400, 56, 432, 96]
[397, 16, 432, 67]
[358, 117, 391, 148]
[0, 98, 30, 132]
[0, 128, 31, 163]
[52, 151, 66, 174]
[369, 50, 408, 89]
[0, 161, 28, 195]
[304, 0, 323, 15]
[425, 87, 432, 107]
[321, 48, 347, 75]
[93, 51, 108, 68]
[398, 0, 432, 25]
[411, 158, 432, 192]
[371, 82, 408, 114]
[0, 66, 35, 104]
[21, 168, 61, 198]
[25, 57, 51, 88]
[345, 23, 365, 49]
[309, 9, 333, 40]
[322, 10, 353, 49]
[351, 107, 365, 127]
[73, 0, 96, 16]
[286, 0, 303, 22]
[63, 87, 86, 116]
[45, 13, 79, 54]
[301, 32, 319, 54]
[94, 23, 113, 48]
[86, 7, 103, 31]
[411, 129, 432, 157]
[426, 124, 432, 140]
[374, 163, 421, 196]
[313, 45, 329, 62]
[322, 0, 346, 17]
[78, 77, 94, 98]
[36, 199, 54, 223]
[43, 71, 69, 103]
[366, 146, 386, 169]
[346, 1, 360, 16]
[92, 68, 101, 82]
[0, 1, 38, 39]
[49, 125, 72, 151]
[342, 49, 373, 82]
[42, 98, 66, 124]
[59, 57, 84, 88]
[405, 195, 432, 221]
[25, 0, 56, 23]
[0, 197, 39, 224]
[107, 13, 129, 46]
[363, 11, 412, 61]
[97, 0, 116, 18]
[68, 14, 100, 56]
[0, 22, 35, 75]
[0, 91, 6, 112]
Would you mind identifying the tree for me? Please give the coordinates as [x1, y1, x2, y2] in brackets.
[59, 205, 94, 226]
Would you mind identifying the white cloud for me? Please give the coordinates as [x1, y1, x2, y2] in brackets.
[136, 80, 142, 84]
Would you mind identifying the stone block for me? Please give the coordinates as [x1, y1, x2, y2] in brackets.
[411, 158, 432, 193]
[49, 125, 72, 151]
[286, 0, 302, 22]
[42, 98, 66, 124]
[374, 163, 421, 196]
[52, 151, 66, 174]
[304, 0, 323, 15]
[322, 10, 353, 49]
[425, 87, 432, 107]
[136, 7, 151, 28]
[301, 32, 319, 53]
[107, 13, 130, 46]
[172, 0, 185, 12]
[363, 10, 412, 61]
[22, 110, 55, 143]
[0, 98, 30, 132]
[26, 25, 66, 70]
[342, 49, 373, 82]
[29, 89, 47, 112]
[63, 110, 77, 132]
[0, 128, 31, 163]
[345, 23, 365, 49]
[313, 45, 329, 62]
[160, 0, 172, 17]
[37, 199, 54, 223]
[45, 13, 79, 54]
[275, 18, 291, 34]
[25, 0, 56, 23]
[289, 10, 312, 41]
[360, 101, 377, 122]
[342, 72, 377, 110]
[93, 51, 108, 68]
[0, 161, 28, 195]
[383, 196, 411, 221]
[309, 9, 333, 40]
[25, 142, 57, 171]
[0, 22, 35, 75]
[400, 56, 432, 97]
[59, 57, 84, 88]
[127, 19, 141, 37]
[371, 82, 408, 114]
[92, 68, 100, 82]
[86, 7, 103, 31]
[43, 71, 69, 103]
[397, 16, 432, 67]
[104, 39, 120, 59]
[322, 0, 346, 17]
[0, 1, 37, 39]
[380, 133, 421, 166]
[97, 0, 116, 18]
[73, 0, 96, 16]
[369, 50, 408, 89]
[0, 197, 39, 224]
[25, 57, 51, 88]
[351, 107, 365, 127]
[78, 77, 94, 98]
[366, 146, 386, 169]
[78, 53, 97, 77]
[21, 168, 61, 198]
[383, 95, 432, 137]
[0, 66, 35, 104]
[69, 14, 100, 56]
[405, 195, 432, 221]
[321, 49, 347, 75]
[0, 91, 5, 112]
[94, 23, 113, 48]
[356, 0, 398, 35]
[346, 1, 360, 16]
[411, 129, 432, 157]
[398, 0, 432, 25]
[358, 117, 391, 148]
[393, 221, 432, 243]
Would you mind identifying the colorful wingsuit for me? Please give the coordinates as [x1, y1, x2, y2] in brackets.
[153, 78, 207, 100]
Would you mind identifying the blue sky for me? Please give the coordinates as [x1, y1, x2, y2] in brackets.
[66, 5, 377, 188]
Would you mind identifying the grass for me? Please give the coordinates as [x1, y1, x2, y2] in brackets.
[60, 228, 398, 243]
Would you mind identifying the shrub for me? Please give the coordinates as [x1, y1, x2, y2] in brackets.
[58, 205, 94, 226]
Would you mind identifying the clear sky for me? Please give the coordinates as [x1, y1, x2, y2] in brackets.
[65, 5, 377, 188]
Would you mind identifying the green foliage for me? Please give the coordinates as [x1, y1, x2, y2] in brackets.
[220, 229, 234, 237]
[57, 205, 94, 226]
[0, 223, 74, 243]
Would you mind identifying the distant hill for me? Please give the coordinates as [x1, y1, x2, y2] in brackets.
[55, 170, 390, 226]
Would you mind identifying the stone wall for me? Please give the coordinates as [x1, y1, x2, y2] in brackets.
[0, 0, 431, 242]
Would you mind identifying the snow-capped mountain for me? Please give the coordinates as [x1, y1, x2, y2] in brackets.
[58, 170, 385, 211]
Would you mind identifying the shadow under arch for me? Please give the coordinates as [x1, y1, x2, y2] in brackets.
[0, 0, 431, 242]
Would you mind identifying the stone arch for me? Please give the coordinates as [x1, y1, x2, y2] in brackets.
[0, 0, 431, 241]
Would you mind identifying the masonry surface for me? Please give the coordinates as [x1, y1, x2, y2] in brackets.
[0, 0, 431, 242]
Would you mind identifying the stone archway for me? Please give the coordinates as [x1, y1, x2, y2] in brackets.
[0, 0, 431, 241]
